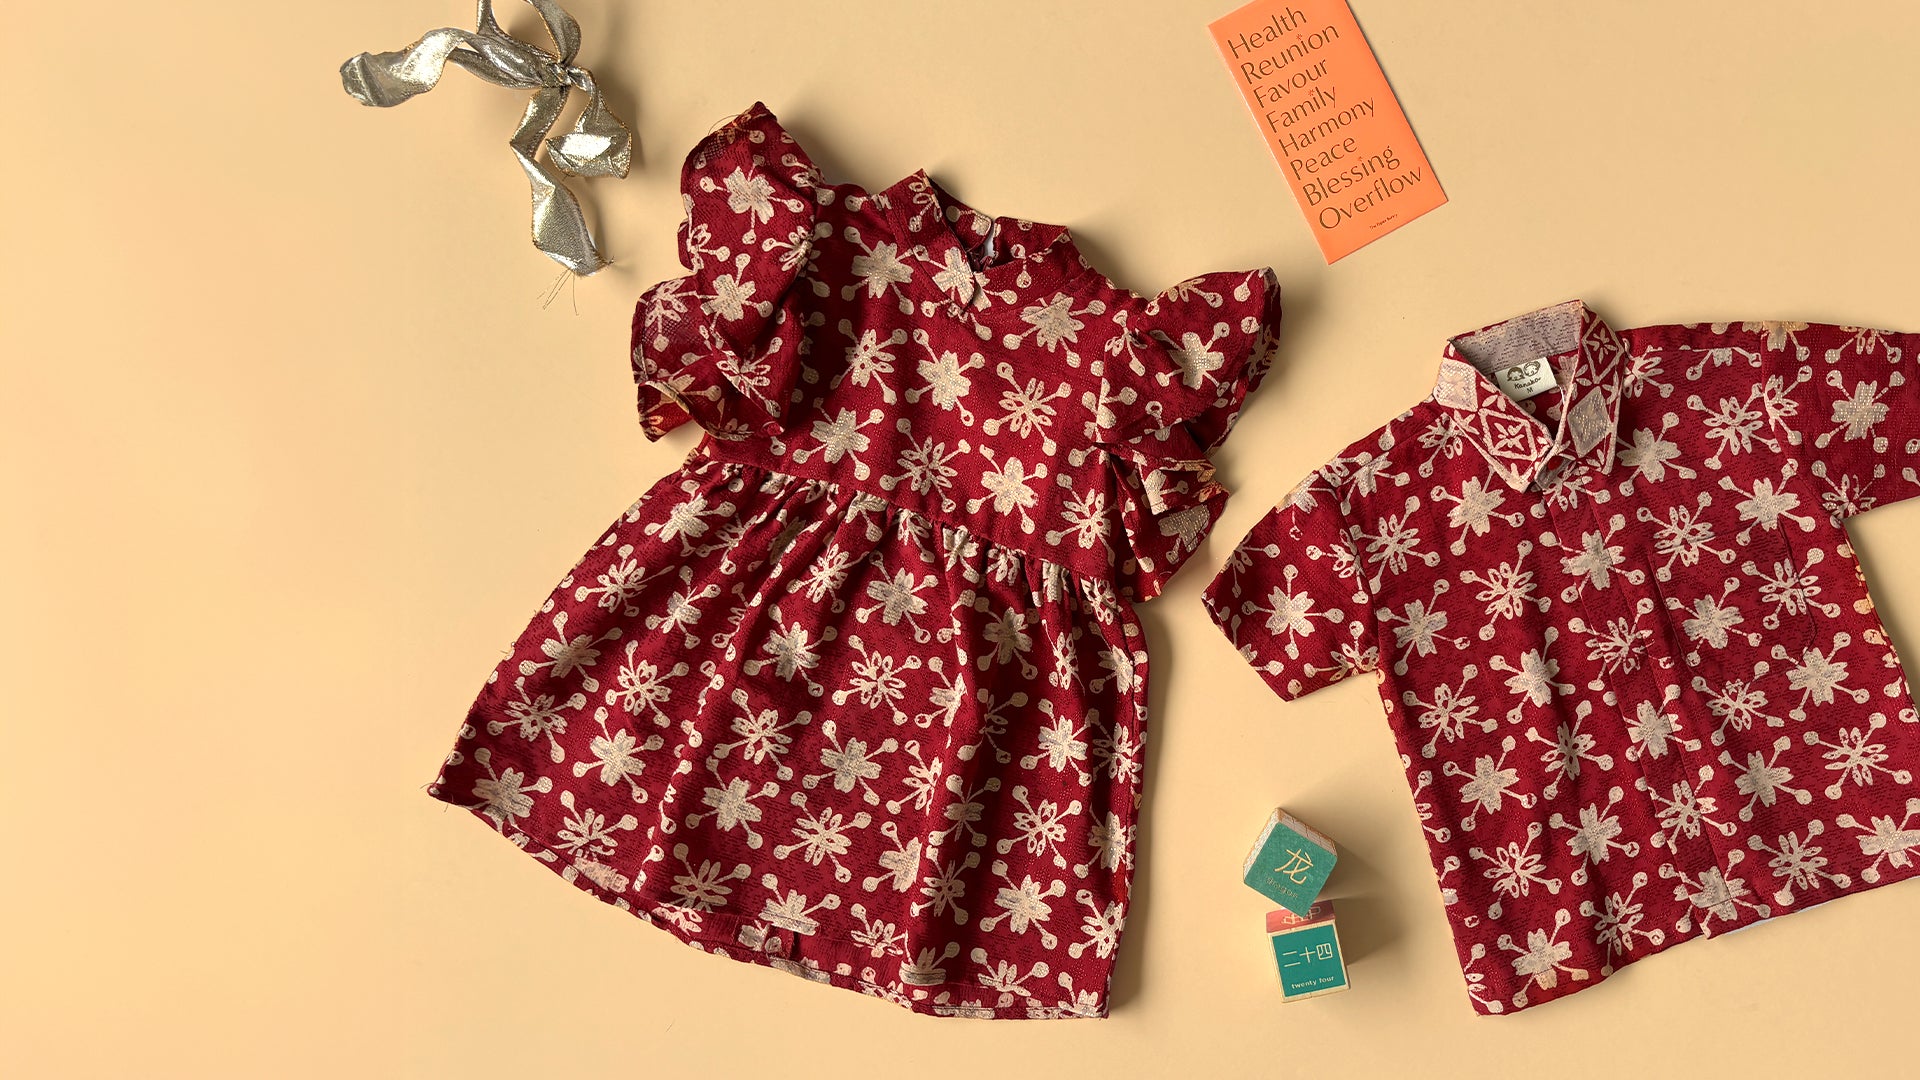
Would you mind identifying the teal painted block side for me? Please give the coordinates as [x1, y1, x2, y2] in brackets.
[1272, 922, 1347, 998]
[1242, 811, 1336, 915]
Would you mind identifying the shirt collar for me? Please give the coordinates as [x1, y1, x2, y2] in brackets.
[1430, 300, 1629, 491]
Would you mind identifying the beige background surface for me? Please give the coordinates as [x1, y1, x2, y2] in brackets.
[7, 1, 1920, 1076]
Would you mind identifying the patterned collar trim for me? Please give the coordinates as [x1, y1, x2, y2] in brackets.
[876, 171, 1081, 305]
[1431, 300, 1629, 491]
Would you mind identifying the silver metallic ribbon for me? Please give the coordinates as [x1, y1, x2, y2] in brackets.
[341, 0, 633, 275]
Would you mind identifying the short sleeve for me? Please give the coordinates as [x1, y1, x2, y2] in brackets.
[1773, 323, 1920, 518]
[1099, 268, 1282, 599]
[1202, 469, 1381, 700]
[630, 102, 821, 441]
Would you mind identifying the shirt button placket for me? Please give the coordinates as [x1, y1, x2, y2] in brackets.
[1553, 485, 1722, 885]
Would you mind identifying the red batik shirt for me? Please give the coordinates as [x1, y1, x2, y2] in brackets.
[1204, 301, 1920, 1014]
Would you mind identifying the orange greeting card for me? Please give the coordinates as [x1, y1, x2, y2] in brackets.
[1210, 0, 1445, 262]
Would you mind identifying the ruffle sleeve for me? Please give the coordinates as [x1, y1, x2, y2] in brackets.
[630, 102, 821, 440]
[1096, 268, 1282, 599]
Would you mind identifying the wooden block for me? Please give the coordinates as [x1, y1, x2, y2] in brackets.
[1242, 807, 1336, 915]
[1267, 901, 1350, 1001]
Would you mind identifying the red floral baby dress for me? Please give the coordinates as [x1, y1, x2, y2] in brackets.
[428, 102, 1282, 1018]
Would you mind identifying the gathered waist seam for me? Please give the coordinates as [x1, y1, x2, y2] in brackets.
[683, 441, 1123, 596]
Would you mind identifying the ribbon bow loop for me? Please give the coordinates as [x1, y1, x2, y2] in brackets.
[341, 0, 633, 275]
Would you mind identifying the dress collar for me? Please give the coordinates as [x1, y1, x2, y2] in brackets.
[1430, 300, 1629, 492]
[875, 170, 1081, 305]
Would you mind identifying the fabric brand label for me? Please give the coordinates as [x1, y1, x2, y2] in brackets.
[1494, 357, 1556, 401]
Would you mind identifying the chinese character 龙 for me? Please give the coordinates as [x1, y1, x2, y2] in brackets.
[1275, 847, 1315, 885]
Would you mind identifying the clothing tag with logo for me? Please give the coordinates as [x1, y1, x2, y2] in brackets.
[1493, 357, 1555, 401]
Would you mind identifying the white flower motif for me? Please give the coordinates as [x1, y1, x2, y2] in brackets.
[761, 623, 821, 680]
[1620, 427, 1684, 480]
[702, 778, 764, 832]
[473, 767, 538, 823]
[1561, 530, 1624, 590]
[721, 166, 776, 222]
[1033, 717, 1088, 771]
[809, 409, 872, 463]
[991, 876, 1057, 935]
[1511, 928, 1573, 988]
[1165, 331, 1225, 388]
[983, 608, 1034, 664]
[705, 273, 758, 322]
[821, 738, 884, 792]
[1504, 649, 1561, 707]
[1566, 804, 1623, 864]
[1264, 585, 1314, 637]
[917, 348, 975, 409]
[1460, 755, 1522, 815]
[1682, 595, 1746, 650]
[851, 241, 913, 297]
[980, 457, 1040, 515]
[586, 729, 644, 785]
[1019, 294, 1084, 351]
[1828, 381, 1888, 441]
[865, 569, 929, 626]
[1733, 477, 1801, 531]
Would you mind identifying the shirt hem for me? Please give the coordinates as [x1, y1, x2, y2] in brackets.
[1460, 843, 1920, 1015]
